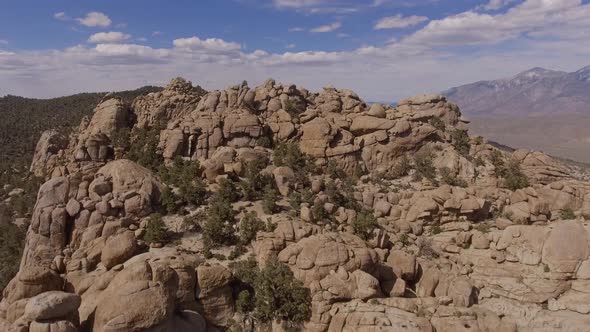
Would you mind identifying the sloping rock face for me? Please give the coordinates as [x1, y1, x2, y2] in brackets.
[73, 97, 131, 163]
[512, 149, 572, 184]
[133, 77, 204, 130]
[5, 77, 590, 332]
[30, 130, 69, 177]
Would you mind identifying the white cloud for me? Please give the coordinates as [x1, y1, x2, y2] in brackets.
[272, 0, 365, 14]
[286, 44, 296, 49]
[93, 44, 169, 59]
[261, 50, 345, 66]
[483, 0, 516, 10]
[374, 14, 428, 29]
[273, 0, 323, 8]
[54, 12, 68, 21]
[310, 22, 341, 33]
[404, 0, 588, 46]
[288, 27, 305, 32]
[88, 32, 131, 44]
[173, 36, 242, 52]
[2, 0, 590, 104]
[308, 7, 358, 14]
[137, 37, 148, 42]
[76, 12, 112, 28]
[152, 31, 163, 36]
[0, 39, 7, 45]
[372, 0, 388, 6]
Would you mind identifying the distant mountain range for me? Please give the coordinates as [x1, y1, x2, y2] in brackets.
[444, 66, 590, 163]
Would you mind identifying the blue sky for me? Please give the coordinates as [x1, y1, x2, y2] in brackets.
[1, 0, 590, 101]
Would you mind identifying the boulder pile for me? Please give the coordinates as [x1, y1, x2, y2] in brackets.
[5, 77, 590, 332]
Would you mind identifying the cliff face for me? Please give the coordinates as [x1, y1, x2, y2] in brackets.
[2, 77, 590, 332]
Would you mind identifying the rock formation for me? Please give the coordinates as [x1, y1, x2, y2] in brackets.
[3, 77, 590, 332]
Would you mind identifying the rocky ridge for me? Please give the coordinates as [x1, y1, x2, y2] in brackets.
[2, 77, 590, 331]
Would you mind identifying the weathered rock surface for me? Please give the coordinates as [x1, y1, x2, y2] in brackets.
[5, 77, 590, 332]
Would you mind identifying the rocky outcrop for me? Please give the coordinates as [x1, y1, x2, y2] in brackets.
[133, 77, 203, 129]
[9, 77, 590, 332]
[74, 97, 131, 163]
[30, 130, 69, 177]
[195, 264, 234, 326]
[278, 232, 379, 287]
[512, 149, 572, 184]
[154, 79, 468, 176]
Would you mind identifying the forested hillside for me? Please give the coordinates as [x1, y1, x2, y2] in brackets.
[0, 86, 165, 170]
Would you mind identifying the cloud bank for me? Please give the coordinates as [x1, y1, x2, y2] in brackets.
[2, 0, 590, 102]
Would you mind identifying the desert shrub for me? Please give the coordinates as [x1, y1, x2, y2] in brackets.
[431, 225, 442, 235]
[489, 151, 529, 190]
[342, 177, 362, 211]
[503, 160, 529, 191]
[325, 178, 360, 211]
[451, 129, 471, 157]
[311, 201, 330, 223]
[352, 163, 366, 181]
[111, 127, 131, 150]
[143, 213, 167, 244]
[560, 207, 576, 220]
[288, 188, 314, 212]
[181, 212, 205, 232]
[490, 150, 506, 177]
[217, 178, 240, 203]
[283, 98, 304, 118]
[159, 157, 198, 183]
[325, 180, 345, 206]
[228, 246, 246, 261]
[262, 185, 280, 215]
[475, 223, 490, 233]
[255, 136, 273, 148]
[273, 142, 315, 183]
[160, 188, 179, 214]
[236, 290, 255, 313]
[158, 158, 207, 211]
[232, 257, 259, 285]
[203, 194, 237, 248]
[439, 167, 468, 187]
[413, 149, 437, 182]
[273, 142, 306, 169]
[352, 210, 378, 240]
[127, 125, 164, 172]
[178, 178, 207, 207]
[399, 233, 410, 246]
[0, 222, 26, 291]
[326, 160, 346, 179]
[288, 191, 302, 212]
[239, 212, 266, 245]
[231, 256, 311, 325]
[473, 156, 485, 168]
[429, 117, 446, 132]
[266, 218, 277, 232]
[239, 159, 273, 201]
